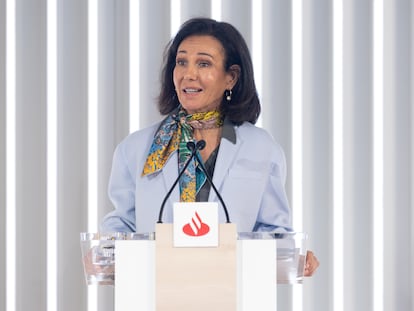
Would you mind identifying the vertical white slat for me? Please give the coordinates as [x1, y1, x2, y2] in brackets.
[170, 0, 181, 35]
[412, 1, 414, 308]
[291, 1, 303, 310]
[137, 0, 171, 128]
[251, 0, 262, 127]
[291, 0, 303, 237]
[373, 0, 384, 310]
[211, 0, 221, 20]
[332, 1, 343, 311]
[302, 1, 334, 311]
[383, 0, 413, 310]
[15, 0, 48, 310]
[6, 0, 16, 310]
[88, 0, 98, 249]
[88, 0, 98, 237]
[383, 2, 396, 310]
[47, 0, 58, 310]
[57, 0, 88, 310]
[343, 1, 374, 311]
[129, 0, 140, 133]
[0, 0, 6, 307]
[180, 0, 211, 23]
[221, 0, 252, 49]
[88, 1, 99, 310]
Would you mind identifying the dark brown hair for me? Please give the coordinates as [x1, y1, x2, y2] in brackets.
[158, 17, 260, 125]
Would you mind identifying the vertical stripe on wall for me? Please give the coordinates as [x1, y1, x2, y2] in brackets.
[0, 0, 6, 308]
[137, 0, 171, 128]
[15, 0, 48, 310]
[343, 1, 374, 310]
[384, 0, 412, 310]
[57, 0, 88, 310]
[47, 0, 58, 310]
[0, 1, 413, 311]
[303, 1, 334, 311]
[5, 0, 17, 311]
[373, 0, 384, 310]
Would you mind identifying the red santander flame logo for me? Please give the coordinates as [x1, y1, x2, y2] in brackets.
[182, 212, 210, 237]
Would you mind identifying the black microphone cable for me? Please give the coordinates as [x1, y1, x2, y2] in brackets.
[187, 140, 231, 224]
[157, 140, 204, 223]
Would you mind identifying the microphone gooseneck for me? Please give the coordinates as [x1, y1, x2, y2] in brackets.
[157, 140, 204, 223]
[189, 140, 231, 224]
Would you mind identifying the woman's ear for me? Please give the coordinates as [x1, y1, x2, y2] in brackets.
[227, 64, 241, 89]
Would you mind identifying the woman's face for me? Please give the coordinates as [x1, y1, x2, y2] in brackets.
[173, 35, 237, 114]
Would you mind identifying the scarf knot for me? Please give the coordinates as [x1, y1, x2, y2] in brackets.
[142, 108, 222, 202]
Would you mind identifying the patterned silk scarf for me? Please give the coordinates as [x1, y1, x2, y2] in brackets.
[142, 108, 223, 202]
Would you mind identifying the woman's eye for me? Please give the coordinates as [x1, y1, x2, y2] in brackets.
[176, 60, 186, 66]
[198, 62, 210, 67]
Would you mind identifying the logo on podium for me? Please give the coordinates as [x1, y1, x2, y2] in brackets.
[182, 211, 210, 236]
[173, 202, 219, 247]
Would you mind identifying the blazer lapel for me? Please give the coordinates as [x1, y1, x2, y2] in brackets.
[210, 135, 243, 201]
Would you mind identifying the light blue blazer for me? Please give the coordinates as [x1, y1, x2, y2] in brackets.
[100, 121, 292, 233]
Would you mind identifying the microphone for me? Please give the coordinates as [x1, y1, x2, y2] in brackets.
[157, 140, 205, 223]
[187, 140, 231, 224]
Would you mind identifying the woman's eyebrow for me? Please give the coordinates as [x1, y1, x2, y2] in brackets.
[176, 50, 214, 59]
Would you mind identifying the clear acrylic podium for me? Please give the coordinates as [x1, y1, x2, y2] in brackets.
[104, 224, 307, 311]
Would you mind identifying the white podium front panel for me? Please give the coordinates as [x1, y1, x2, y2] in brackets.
[114, 229, 279, 311]
[115, 240, 155, 311]
[237, 239, 277, 310]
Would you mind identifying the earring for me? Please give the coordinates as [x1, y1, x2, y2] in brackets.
[225, 89, 232, 102]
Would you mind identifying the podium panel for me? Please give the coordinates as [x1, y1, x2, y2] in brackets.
[114, 225, 279, 311]
[237, 239, 277, 310]
[115, 240, 155, 310]
[82, 230, 307, 311]
[156, 223, 237, 311]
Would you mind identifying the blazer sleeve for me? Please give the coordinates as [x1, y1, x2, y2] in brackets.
[100, 141, 137, 233]
[253, 140, 292, 232]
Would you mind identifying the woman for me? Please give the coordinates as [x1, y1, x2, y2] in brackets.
[101, 17, 318, 276]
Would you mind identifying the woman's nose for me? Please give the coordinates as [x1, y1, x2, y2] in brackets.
[184, 65, 197, 80]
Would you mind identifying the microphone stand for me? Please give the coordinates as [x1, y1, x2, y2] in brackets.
[191, 145, 231, 223]
[157, 140, 232, 224]
[157, 141, 201, 223]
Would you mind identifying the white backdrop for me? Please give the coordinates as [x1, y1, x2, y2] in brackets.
[0, 0, 413, 311]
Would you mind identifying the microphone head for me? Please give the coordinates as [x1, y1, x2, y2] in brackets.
[196, 140, 206, 150]
[186, 141, 196, 151]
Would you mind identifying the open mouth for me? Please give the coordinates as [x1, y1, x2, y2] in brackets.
[183, 88, 202, 93]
